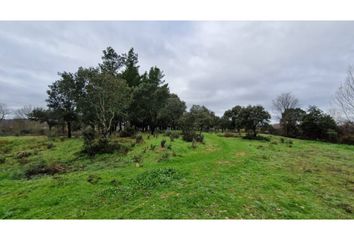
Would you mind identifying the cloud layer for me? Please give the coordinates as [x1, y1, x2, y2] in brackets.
[1, 21, 354, 117]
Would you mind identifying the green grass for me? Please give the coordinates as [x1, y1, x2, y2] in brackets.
[0, 133, 353, 219]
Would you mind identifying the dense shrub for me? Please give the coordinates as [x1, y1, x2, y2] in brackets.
[83, 137, 129, 156]
[326, 129, 338, 143]
[119, 126, 135, 137]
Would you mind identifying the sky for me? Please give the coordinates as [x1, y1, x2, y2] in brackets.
[1, 21, 354, 118]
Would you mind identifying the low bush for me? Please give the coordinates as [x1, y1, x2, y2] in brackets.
[161, 139, 167, 148]
[135, 134, 144, 144]
[0, 156, 5, 164]
[223, 132, 238, 138]
[243, 135, 270, 142]
[83, 137, 129, 156]
[182, 130, 204, 143]
[25, 160, 66, 179]
[150, 144, 156, 151]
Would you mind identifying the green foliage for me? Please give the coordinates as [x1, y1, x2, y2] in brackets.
[300, 106, 338, 141]
[280, 108, 306, 137]
[239, 105, 271, 137]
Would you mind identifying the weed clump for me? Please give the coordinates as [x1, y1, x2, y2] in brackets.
[134, 168, 181, 189]
[47, 142, 55, 149]
[16, 151, 31, 159]
[150, 144, 156, 151]
[87, 174, 102, 184]
[161, 139, 167, 148]
[135, 134, 144, 144]
[132, 154, 143, 167]
[0, 155, 5, 164]
[158, 152, 170, 162]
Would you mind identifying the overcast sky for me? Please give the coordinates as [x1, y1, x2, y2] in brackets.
[1, 21, 354, 117]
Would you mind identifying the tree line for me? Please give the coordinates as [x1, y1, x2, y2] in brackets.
[0, 46, 353, 144]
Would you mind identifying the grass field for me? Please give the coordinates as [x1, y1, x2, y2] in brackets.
[0, 133, 353, 219]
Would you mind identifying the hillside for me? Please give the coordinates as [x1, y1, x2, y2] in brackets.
[0, 133, 353, 219]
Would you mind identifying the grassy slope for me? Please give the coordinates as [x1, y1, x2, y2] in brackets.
[0, 133, 353, 219]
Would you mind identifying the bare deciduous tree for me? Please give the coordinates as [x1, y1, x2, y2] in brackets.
[272, 92, 299, 118]
[336, 67, 354, 121]
[14, 105, 33, 119]
[0, 103, 10, 121]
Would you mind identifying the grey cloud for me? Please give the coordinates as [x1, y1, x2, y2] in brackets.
[0, 21, 353, 118]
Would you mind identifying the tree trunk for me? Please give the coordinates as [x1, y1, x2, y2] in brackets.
[67, 121, 72, 138]
[253, 128, 257, 137]
[150, 126, 155, 135]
